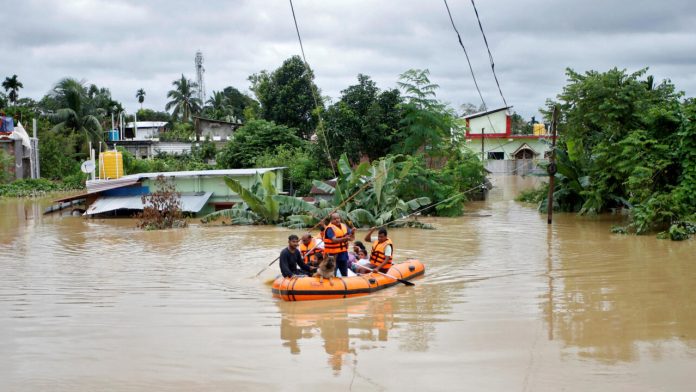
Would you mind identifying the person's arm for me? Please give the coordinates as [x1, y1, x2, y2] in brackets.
[296, 251, 311, 273]
[364, 227, 376, 243]
[279, 249, 293, 278]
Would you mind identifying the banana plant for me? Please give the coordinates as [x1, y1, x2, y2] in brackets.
[201, 171, 280, 224]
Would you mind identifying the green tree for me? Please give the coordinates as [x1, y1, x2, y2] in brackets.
[535, 67, 695, 238]
[136, 88, 146, 109]
[38, 129, 82, 180]
[216, 119, 303, 168]
[254, 144, 333, 195]
[2, 75, 23, 105]
[249, 56, 322, 140]
[135, 108, 170, 122]
[222, 86, 259, 121]
[394, 69, 457, 161]
[202, 90, 233, 121]
[322, 74, 403, 163]
[165, 74, 201, 122]
[48, 78, 103, 142]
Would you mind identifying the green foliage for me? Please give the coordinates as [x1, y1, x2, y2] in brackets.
[216, 120, 303, 168]
[0, 178, 82, 197]
[0, 148, 13, 183]
[322, 74, 403, 162]
[136, 108, 170, 122]
[249, 56, 321, 140]
[39, 129, 83, 180]
[516, 183, 549, 204]
[394, 69, 458, 158]
[540, 67, 696, 239]
[396, 151, 485, 216]
[254, 144, 332, 195]
[201, 86, 258, 122]
[2, 74, 23, 104]
[48, 78, 103, 142]
[159, 122, 194, 142]
[136, 88, 146, 108]
[118, 146, 212, 175]
[202, 171, 281, 224]
[165, 74, 201, 122]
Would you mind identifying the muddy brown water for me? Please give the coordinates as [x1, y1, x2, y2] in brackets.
[1, 176, 695, 391]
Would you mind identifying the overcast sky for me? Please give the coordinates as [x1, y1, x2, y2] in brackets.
[2, 0, 695, 120]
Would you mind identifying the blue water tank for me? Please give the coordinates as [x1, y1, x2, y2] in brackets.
[108, 130, 119, 141]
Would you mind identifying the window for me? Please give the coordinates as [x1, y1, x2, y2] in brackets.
[487, 152, 504, 160]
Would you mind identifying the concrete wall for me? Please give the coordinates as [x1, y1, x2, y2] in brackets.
[141, 169, 285, 215]
[468, 111, 508, 135]
[463, 137, 552, 160]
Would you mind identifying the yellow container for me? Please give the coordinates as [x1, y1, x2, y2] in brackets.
[533, 123, 546, 136]
[99, 150, 124, 179]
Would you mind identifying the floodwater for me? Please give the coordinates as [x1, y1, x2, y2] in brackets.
[1, 176, 695, 391]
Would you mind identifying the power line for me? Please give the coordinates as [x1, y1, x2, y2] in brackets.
[288, 0, 337, 176]
[443, 0, 498, 137]
[443, 0, 490, 114]
[470, 0, 508, 108]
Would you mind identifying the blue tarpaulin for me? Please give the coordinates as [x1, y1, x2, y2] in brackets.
[0, 116, 14, 133]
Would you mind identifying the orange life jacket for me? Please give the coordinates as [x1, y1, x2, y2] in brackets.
[300, 238, 322, 265]
[323, 223, 349, 254]
[370, 238, 394, 271]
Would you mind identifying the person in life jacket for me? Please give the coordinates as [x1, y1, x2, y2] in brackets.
[360, 227, 394, 273]
[322, 213, 354, 277]
[300, 232, 324, 268]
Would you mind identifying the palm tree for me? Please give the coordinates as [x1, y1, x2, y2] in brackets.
[136, 88, 146, 109]
[2, 75, 23, 105]
[49, 78, 102, 141]
[165, 75, 201, 122]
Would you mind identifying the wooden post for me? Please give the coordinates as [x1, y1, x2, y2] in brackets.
[546, 106, 559, 224]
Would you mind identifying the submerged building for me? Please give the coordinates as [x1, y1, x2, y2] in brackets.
[462, 107, 555, 175]
[52, 167, 286, 217]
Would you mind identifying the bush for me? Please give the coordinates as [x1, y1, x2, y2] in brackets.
[396, 151, 485, 216]
[137, 175, 187, 230]
[254, 144, 332, 195]
[216, 120, 302, 168]
[0, 178, 80, 197]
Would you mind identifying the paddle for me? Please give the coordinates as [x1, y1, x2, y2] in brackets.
[367, 268, 415, 286]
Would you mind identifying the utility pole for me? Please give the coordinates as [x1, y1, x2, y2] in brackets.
[546, 106, 559, 224]
[481, 128, 486, 198]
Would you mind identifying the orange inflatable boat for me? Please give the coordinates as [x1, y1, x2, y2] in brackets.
[272, 260, 425, 301]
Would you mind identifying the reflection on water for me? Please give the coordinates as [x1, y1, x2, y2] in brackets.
[1, 177, 696, 390]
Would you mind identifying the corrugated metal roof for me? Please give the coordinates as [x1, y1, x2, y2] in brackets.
[85, 177, 141, 194]
[85, 192, 213, 215]
[116, 167, 286, 181]
[84, 168, 285, 191]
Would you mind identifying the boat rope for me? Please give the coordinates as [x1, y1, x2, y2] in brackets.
[380, 180, 489, 227]
[288, 0, 337, 177]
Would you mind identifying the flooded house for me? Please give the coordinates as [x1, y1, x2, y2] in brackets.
[51, 158, 285, 217]
[462, 107, 555, 175]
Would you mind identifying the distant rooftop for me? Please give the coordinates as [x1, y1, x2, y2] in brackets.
[125, 121, 168, 128]
[463, 106, 512, 120]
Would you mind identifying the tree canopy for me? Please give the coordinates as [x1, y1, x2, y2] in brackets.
[249, 56, 321, 140]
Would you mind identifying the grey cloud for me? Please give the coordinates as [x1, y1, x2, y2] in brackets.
[2, 0, 695, 121]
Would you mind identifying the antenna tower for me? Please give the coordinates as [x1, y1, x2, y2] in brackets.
[195, 50, 206, 104]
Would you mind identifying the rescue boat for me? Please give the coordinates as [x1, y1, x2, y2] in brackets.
[272, 260, 425, 301]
